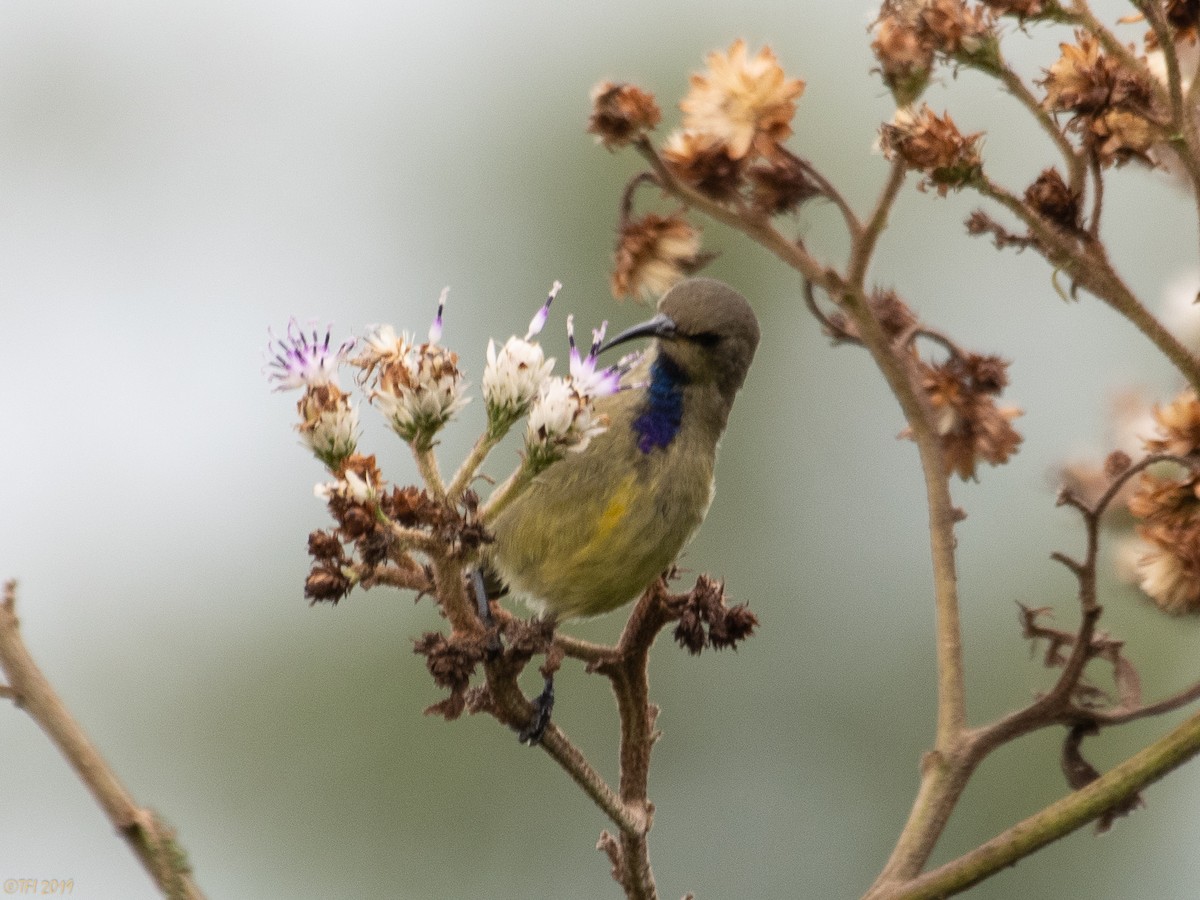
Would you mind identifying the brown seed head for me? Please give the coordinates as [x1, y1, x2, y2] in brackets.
[611, 212, 709, 301]
[1145, 390, 1200, 456]
[879, 106, 983, 195]
[747, 150, 820, 216]
[1024, 167, 1082, 230]
[587, 81, 662, 149]
[662, 130, 746, 201]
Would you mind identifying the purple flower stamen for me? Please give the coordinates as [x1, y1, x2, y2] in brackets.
[429, 287, 449, 344]
[526, 280, 562, 340]
[266, 318, 355, 391]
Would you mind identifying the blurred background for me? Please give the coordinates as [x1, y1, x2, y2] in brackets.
[4, 0, 1200, 897]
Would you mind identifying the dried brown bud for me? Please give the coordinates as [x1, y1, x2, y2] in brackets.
[588, 81, 662, 149]
[910, 352, 1022, 480]
[1024, 167, 1081, 231]
[1041, 32, 1161, 167]
[746, 150, 820, 216]
[382, 485, 443, 527]
[662, 131, 746, 201]
[879, 106, 983, 195]
[1104, 450, 1133, 478]
[305, 562, 352, 604]
[919, 0, 994, 57]
[872, 10, 936, 105]
[414, 631, 487, 693]
[824, 288, 919, 345]
[672, 575, 758, 654]
[307, 529, 345, 562]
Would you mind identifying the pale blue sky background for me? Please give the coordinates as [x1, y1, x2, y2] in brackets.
[5, 1, 1200, 897]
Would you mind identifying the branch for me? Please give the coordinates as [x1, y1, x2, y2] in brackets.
[0, 581, 205, 899]
[887, 706, 1200, 899]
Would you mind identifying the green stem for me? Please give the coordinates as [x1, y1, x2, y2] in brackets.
[479, 463, 536, 524]
[447, 430, 504, 501]
[412, 445, 446, 499]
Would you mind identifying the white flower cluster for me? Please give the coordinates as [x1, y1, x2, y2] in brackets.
[269, 282, 622, 478]
[480, 284, 621, 470]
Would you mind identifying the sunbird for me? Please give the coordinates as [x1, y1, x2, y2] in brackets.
[489, 277, 760, 621]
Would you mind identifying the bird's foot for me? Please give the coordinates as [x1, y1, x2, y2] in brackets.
[518, 674, 555, 746]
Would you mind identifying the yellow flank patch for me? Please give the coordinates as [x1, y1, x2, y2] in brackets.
[570, 475, 636, 563]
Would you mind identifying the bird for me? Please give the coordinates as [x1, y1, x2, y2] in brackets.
[487, 277, 760, 622]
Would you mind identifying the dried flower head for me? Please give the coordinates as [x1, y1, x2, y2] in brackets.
[1145, 390, 1200, 457]
[1024, 167, 1082, 231]
[879, 106, 983, 195]
[747, 150, 820, 216]
[910, 352, 1022, 480]
[353, 290, 469, 450]
[1135, 521, 1200, 614]
[680, 39, 805, 160]
[872, 7, 936, 106]
[919, 0, 995, 58]
[587, 81, 662, 149]
[662, 130, 746, 201]
[611, 212, 708, 301]
[1041, 32, 1161, 166]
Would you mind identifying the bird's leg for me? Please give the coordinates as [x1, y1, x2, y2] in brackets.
[470, 568, 503, 659]
[518, 673, 555, 745]
[518, 624, 561, 745]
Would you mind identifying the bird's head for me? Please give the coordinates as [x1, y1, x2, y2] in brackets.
[601, 278, 760, 402]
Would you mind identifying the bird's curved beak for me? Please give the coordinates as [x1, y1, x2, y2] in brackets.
[598, 313, 677, 355]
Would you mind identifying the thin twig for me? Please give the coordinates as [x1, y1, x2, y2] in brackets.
[0, 581, 205, 899]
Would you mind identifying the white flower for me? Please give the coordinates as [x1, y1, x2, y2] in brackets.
[483, 336, 555, 429]
[354, 293, 469, 450]
[525, 377, 608, 471]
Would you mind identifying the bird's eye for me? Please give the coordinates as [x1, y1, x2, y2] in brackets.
[690, 331, 721, 347]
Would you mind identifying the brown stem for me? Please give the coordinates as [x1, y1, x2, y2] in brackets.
[0, 581, 205, 899]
